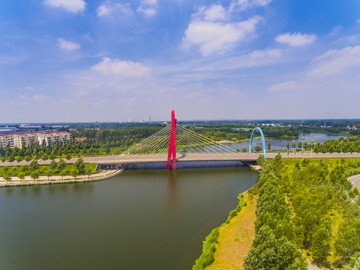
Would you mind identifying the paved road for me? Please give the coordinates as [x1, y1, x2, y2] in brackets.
[0, 152, 360, 167]
[349, 174, 360, 190]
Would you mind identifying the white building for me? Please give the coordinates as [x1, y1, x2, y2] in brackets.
[0, 132, 72, 149]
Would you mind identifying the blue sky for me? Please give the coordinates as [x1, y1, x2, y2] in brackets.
[0, 0, 360, 122]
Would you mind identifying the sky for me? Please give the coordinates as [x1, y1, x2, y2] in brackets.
[0, 0, 360, 123]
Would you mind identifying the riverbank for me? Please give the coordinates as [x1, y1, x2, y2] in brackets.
[206, 192, 257, 270]
[0, 169, 122, 187]
[193, 186, 258, 270]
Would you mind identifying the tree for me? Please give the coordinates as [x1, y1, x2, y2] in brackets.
[24, 156, 32, 162]
[29, 160, 39, 172]
[50, 160, 57, 170]
[16, 156, 23, 162]
[59, 170, 66, 180]
[66, 154, 72, 160]
[57, 159, 66, 171]
[41, 153, 48, 161]
[257, 155, 265, 166]
[292, 141, 296, 149]
[287, 142, 290, 151]
[312, 222, 331, 266]
[3, 173, 11, 181]
[7, 154, 15, 162]
[17, 172, 25, 182]
[86, 168, 92, 180]
[73, 157, 85, 173]
[46, 169, 53, 181]
[244, 226, 307, 270]
[30, 171, 40, 181]
[255, 145, 263, 152]
[242, 147, 247, 152]
[71, 169, 79, 180]
[49, 153, 56, 160]
[298, 141, 302, 150]
[268, 142, 271, 151]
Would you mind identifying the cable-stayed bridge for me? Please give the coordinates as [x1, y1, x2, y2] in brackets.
[98, 110, 267, 170]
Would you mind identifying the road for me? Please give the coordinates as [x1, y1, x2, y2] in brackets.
[1, 152, 360, 167]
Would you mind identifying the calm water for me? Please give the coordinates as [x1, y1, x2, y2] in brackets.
[229, 133, 346, 151]
[0, 167, 258, 270]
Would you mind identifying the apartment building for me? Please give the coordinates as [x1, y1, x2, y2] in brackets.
[0, 132, 72, 149]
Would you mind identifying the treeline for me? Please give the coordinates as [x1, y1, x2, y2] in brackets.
[189, 126, 299, 142]
[0, 126, 162, 162]
[306, 137, 360, 153]
[245, 155, 360, 269]
[0, 158, 94, 181]
[244, 155, 307, 269]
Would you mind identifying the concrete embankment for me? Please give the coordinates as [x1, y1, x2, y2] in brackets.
[0, 169, 123, 188]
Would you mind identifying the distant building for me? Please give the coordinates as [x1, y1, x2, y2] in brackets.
[0, 131, 72, 149]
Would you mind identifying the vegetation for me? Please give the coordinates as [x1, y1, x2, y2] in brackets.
[0, 160, 97, 179]
[193, 192, 249, 269]
[244, 155, 360, 269]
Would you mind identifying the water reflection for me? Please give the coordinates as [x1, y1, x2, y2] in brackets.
[167, 171, 178, 212]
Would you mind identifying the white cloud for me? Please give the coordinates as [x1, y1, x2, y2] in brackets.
[183, 17, 262, 56]
[267, 81, 297, 92]
[231, 0, 272, 11]
[137, 0, 158, 16]
[194, 5, 227, 22]
[97, 1, 132, 17]
[357, 18, 360, 24]
[57, 38, 80, 51]
[194, 49, 282, 71]
[33, 94, 49, 101]
[275, 33, 317, 46]
[91, 57, 151, 77]
[43, 0, 85, 13]
[308, 45, 360, 77]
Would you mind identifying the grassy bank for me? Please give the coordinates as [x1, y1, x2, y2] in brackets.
[193, 187, 257, 270]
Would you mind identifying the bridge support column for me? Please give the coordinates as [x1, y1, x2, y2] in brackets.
[166, 110, 177, 170]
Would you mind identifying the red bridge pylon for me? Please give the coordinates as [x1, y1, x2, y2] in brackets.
[166, 110, 176, 170]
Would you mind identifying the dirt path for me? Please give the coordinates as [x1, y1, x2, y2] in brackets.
[206, 193, 257, 270]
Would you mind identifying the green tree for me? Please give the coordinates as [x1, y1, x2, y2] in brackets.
[29, 160, 39, 172]
[73, 157, 85, 173]
[255, 145, 263, 152]
[298, 141, 302, 149]
[57, 159, 66, 171]
[59, 170, 66, 180]
[268, 142, 271, 151]
[242, 147, 247, 152]
[46, 169, 53, 181]
[30, 171, 40, 181]
[86, 168, 92, 180]
[3, 173, 11, 181]
[41, 153, 48, 161]
[287, 142, 290, 151]
[24, 156, 32, 162]
[312, 223, 331, 266]
[244, 226, 307, 270]
[71, 169, 79, 180]
[292, 141, 296, 149]
[7, 154, 15, 162]
[18, 172, 26, 182]
[66, 154, 72, 160]
[50, 160, 57, 170]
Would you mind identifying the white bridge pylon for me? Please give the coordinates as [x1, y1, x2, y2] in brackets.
[123, 124, 236, 155]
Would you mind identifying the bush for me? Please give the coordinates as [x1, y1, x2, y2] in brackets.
[193, 228, 219, 270]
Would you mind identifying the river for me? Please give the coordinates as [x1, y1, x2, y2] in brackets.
[229, 133, 346, 151]
[0, 167, 258, 270]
